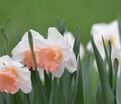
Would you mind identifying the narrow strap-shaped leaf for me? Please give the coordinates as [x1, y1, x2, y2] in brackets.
[82, 58, 93, 104]
[28, 31, 48, 104]
[0, 27, 8, 54]
[31, 71, 48, 104]
[96, 83, 105, 104]
[55, 20, 67, 35]
[113, 58, 119, 81]
[117, 15, 121, 39]
[70, 57, 84, 104]
[44, 71, 52, 99]
[113, 58, 119, 104]
[49, 78, 57, 104]
[102, 37, 114, 88]
[0, 94, 5, 104]
[28, 31, 37, 69]
[108, 41, 113, 88]
[73, 26, 81, 59]
[116, 67, 121, 104]
[91, 37, 114, 104]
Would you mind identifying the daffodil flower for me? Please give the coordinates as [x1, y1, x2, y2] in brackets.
[38, 27, 77, 77]
[12, 30, 45, 70]
[12, 28, 77, 78]
[64, 32, 85, 59]
[87, 20, 120, 59]
[0, 55, 31, 94]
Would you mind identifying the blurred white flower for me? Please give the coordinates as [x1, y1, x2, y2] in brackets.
[64, 32, 85, 59]
[87, 20, 120, 59]
[0, 55, 31, 94]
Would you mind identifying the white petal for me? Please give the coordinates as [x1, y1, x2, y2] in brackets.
[48, 27, 65, 45]
[22, 29, 44, 42]
[11, 61, 24, 68]
[34, 37, 47, 48]
[18, 67, 32, 93]
[37, 68, 45, 81]
[0, 55, 13, 66]
[51, 61, 65, 78]
[117, 66, 120, 78]
[86, 41, 93, 52]
[27, 29, 46, 48]
[87, 39, 105, 59]
[109, 21, 121, 48]
[12, 37, 29, 62]
[64, 32, 74, 48]
[10, 86, 19, 94]
[91, 20, 120, 48]
[63, 47, 77, 73]
[111, 48, 121, 64]
[79, 43, 85, 59]
[64, 32, 84, 59]
[12, 29, 45, 62]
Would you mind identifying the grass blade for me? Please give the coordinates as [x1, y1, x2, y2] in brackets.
[73, 26, 81, 58]
[91, 37, 114, 104]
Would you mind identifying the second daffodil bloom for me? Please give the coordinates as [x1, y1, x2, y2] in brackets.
[0, 55, 31, 94]
[86, 20, 121, 59]
[38, 27, 77, 77]
[63, 32, 85, 59]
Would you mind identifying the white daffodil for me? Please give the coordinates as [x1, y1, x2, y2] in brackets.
[0, 55, 31, 94]
[63, 32, 85, 59]
[12, 28, 77, 78]
[12, 29, 45, 70]
[86, 20, 120, 59]
[36, 27, 77, 78]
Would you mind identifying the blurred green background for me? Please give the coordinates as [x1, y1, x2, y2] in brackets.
[0, 0, 121, 50]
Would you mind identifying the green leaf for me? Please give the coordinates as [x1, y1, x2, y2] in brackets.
[91, 37, 115, 104]
[60, 70, 71, 103]
[31, 71, 48, 104]
[0, 27, 8, 54]
[44, 71, 52, 99]
[96, 83, 105, 104]
[113, 58, 119, 104]
[82, 58, 93, 104]
[73, 26, 81, 58]
[102, 37, 114, 88]
[28, 31, 37, 69]
[116, 68, 121, 104]
[71, 58, 84, 104]
[117, 15, 121, 39]
[113, 58, 119, 79]
[55, 20, 67, 35]
[49, 78, 57, 104]
[108, 41, 113, 88]
[0, 94, 5, 104]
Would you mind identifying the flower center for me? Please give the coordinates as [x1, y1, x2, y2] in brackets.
[37, 47, 62, 72]
[109, 35, 117, 46]
[22, 48, 62, 71]
[0, 67, 18, 93]
[103, 35, 117, 46]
